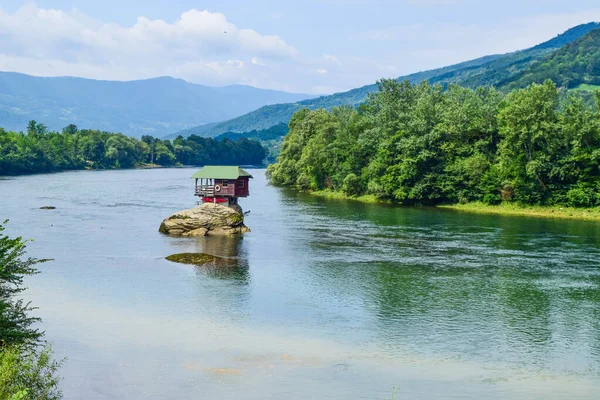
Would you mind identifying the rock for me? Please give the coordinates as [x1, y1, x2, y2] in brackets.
[159, 203, 250, 237]
[40, 206, 56, 210]
[165, 253, 235, 266]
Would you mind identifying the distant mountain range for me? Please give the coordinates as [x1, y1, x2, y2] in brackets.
[0, 73, 314, 137]
[173, 22, 600, 139]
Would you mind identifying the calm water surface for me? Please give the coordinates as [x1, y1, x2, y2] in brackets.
[1, 168, 600, 399]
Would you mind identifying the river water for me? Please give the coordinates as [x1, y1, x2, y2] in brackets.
[1, 168, 600, 399]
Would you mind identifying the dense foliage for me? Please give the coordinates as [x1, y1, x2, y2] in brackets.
[0, 345, 62, 400]
[0, 222, 63, 399]
[0, 122, 266, 175]
[180, 24, 600, 138]
[503, 28, 600, 90]
[268, 79, 600, 208]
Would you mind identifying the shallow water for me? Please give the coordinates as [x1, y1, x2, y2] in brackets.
[1, 168, 600, 399]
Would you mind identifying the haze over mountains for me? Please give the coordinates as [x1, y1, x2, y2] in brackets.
[0, 73, 314, 137]
[174, 22, 600, 139]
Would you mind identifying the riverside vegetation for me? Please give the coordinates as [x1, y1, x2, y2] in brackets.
[267, 79, 600, 216]
[0, 221, 63, 399]
[0, 122, 266, 176]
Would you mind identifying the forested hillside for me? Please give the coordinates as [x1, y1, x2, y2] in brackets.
[0, 73, 313, 137]
[501, 28, 600, 90]
[215, 123, 289, 141]
[176, 23, 600, 139]
[0, 122, 266, 175]
[268, 79, 600, 208]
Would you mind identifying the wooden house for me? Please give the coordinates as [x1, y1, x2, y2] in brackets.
[191, 166, 253, 204]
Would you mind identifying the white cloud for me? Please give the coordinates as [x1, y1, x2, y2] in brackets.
[226, 60, 244, 68]
[1, 3, 598, 96]
[0, 5, 297, 85]
[322, 54, 342, 66]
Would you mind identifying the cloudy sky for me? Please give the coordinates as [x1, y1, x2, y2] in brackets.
[1, 1, 599, 94]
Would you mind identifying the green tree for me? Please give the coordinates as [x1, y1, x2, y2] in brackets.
[497, 80, 563, 203]
[154, 141, 176, 166]
[0, 222, 46, 347]
[61, 124, 78, 136]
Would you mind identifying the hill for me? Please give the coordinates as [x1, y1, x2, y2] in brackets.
[174, 22, 600, 138]
[501, 28, 600, 90]
[0, 73, 314, 137]
[214, 123, 289, 142]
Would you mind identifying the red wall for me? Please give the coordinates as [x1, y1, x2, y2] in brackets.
[212, 177, 250, 197]
[234, 177, 250, 197]
[214, 179, 236, 196]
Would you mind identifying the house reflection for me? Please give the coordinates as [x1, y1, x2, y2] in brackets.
[186, 235, 249, 283]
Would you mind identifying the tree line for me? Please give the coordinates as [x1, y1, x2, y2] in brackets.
[268, 79, 600, 208]
[0, 122, 266, 176]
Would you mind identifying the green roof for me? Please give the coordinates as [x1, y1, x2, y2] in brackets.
[191, 166, 253, 180]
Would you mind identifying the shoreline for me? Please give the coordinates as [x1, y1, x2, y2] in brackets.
[309, 190, 600, 222]
[0, 164, 266, 178]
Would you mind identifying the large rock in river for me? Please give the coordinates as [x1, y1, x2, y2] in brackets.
[159, 203, 250, 237]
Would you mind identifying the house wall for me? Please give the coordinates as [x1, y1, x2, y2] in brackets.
[196, 177, 250, 198]
[234, 177, 250, 197]
[214, 179, 236, 197]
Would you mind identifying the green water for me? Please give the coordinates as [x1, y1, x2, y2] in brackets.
[1, 168, 599, 399]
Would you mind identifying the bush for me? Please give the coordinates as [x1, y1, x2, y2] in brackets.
[566, 184, 597, 207]
[342, 173, 361, 196]
[483, 193, 501, 205]
[0, 345, 63, 400]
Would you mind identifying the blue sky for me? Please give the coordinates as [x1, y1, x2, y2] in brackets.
[1, 1, 599, 94]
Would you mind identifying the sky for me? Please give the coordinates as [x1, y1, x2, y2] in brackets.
[0, 1, 599, 94]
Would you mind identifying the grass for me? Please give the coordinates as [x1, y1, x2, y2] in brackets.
[310, 190, 388, 204]
[308, 190, 600, 222]
[441, 202, 600, 221]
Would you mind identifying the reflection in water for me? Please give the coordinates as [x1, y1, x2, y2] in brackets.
[169, 235, 250, 283]
[2, 168, 600, 399]
[281, 189, 600, 374]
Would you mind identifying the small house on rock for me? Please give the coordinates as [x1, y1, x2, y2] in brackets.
[192, 166, 253, 205]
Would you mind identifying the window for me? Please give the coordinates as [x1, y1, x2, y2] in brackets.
[238, 180, 245, 188]
[221, 180, 228, 187]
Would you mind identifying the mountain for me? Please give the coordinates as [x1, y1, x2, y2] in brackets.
[0, 73, 314, 137]
[214, 123, 289, 142]
[501, 27, 600, 90]
[173, 22, 600, 139]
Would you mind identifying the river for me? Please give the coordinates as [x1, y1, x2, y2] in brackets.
[1, 168, 599, 399]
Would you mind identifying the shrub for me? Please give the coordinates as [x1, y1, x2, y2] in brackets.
[0, 345, 63, 400]
[342, 173, 361, 196]
[483, 193, 501, 205]
[566, 184, 597, 207]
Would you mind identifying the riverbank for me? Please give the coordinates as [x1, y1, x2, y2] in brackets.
[0, 163, 266, 177]
[441, 202, 600, 222]
[310, 190, 600, 222]
[310, 190, 388, 204]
